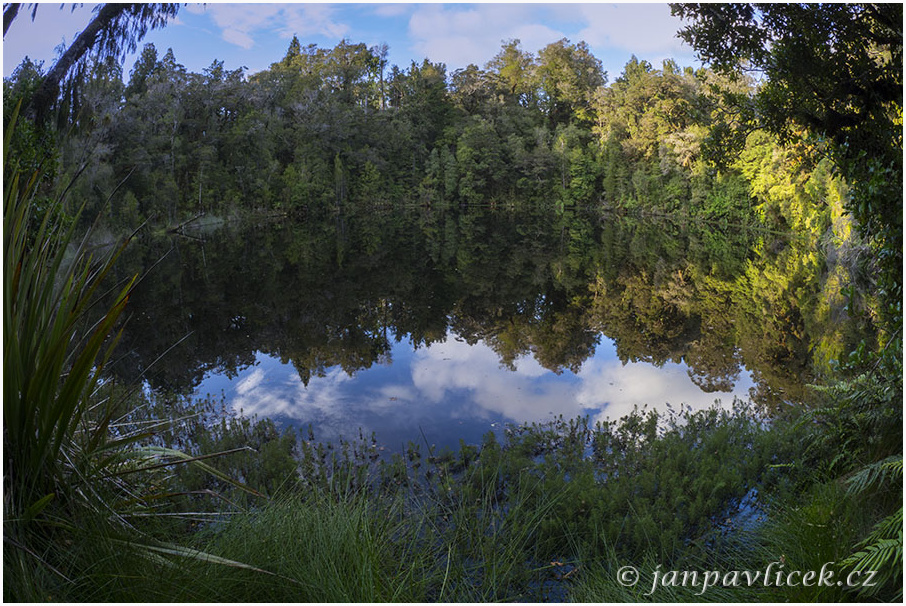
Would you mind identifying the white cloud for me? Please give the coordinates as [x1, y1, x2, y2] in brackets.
[369, 384, 419, 411]
[410, 337, 584, 423]
[230, 364, 352, 430]
[509, 23, 570, 55]
[404, 3, 696, 76]
[407, 334, 752, 427]
[278, 4, 350, 41]
[235, 366, 266, 396]
[222, 28, 256, 51]
[576, 3, 689, 57]
[512, 353, 548, 378]
[371, 4, 413, 19]
[196, 3, 350, 50]
[407, 4, 565, 69]
[575, 356, 752, 426]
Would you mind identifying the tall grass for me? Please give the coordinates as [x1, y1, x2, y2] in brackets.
[569, 542, 763, 602]
[125, 441, 569, 602]
[4, 104, 138, 597]
[189, 494, 436, 602]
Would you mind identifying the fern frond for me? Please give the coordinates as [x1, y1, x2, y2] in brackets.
[845, 455, 903, 496]
[841, 507, 903, 599]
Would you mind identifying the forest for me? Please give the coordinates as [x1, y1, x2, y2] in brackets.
[3, 3, 902, 602]
[9, 25, 845, 227]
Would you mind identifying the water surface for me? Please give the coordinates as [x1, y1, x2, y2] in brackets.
[108, 205, 852, 449]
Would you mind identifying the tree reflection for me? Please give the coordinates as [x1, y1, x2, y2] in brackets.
[106, 205, 860, 409]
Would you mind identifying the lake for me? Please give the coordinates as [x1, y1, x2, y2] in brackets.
[108, 204, 852, 451]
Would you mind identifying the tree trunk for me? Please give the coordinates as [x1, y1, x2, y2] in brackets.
[29, 3, 129, 123]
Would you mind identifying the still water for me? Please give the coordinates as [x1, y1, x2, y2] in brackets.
[109, 205, 850, 450]
[197, 335, 755, 450]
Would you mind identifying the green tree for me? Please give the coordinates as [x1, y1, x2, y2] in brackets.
[387, 59, 454, 168]
[672, 5, 902, 598]
[450, 64, 494, 115]
[124, 42, 159, 100]
[672, 3, 902, 328]
[455, 117, 506, 202]
[3, 58, 56, 182]
[324, 39, 377, 107]
[535, 38, 605, 126]
[486, 39, 537, 107]
[283, 34, 302, 66]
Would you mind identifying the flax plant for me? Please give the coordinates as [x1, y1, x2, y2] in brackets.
[3, 111, 142, 598]
[3, 106, 135, 528]
[4, 108, 277, 600]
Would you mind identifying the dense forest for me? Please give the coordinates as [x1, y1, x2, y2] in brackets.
[7, 28, 850, 232]
[4, 3, 902, 602]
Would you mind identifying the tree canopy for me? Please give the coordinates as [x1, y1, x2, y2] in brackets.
[671, 3, 902, 329]
[4, 3, 179, 122]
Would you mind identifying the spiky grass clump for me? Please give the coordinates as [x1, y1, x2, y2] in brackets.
[4, 109, 266, 601]
[4, 151, 133, 513]
[3, 105, 138, 599]
[178, 494, 436, 602]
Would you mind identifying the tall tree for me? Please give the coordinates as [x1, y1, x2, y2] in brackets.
[535, 38, 605, 126]
[450, 64, 494, 115]
[11, 3, 179, 123]
[324, 39, 375, 106]
[370, 42, 389, 110]
[486, 39, 536, 107]
[282, 34, 302, 66]
[124, 42, 160, 100]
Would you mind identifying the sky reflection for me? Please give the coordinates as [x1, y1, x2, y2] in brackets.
[198, 331, 755, 450]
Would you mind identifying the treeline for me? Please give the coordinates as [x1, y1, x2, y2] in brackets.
[5, 36, 848, 237]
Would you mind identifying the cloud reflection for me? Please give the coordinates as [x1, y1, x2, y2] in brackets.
[410, 338, 581, 422]
[214, 332, 754, 446]
[408, 336, 752, 425]
[230, 363, 354, 440]
[576, 357, 751, 426]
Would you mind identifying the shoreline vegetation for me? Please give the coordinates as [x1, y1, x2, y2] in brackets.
[4, 3, 902, 602]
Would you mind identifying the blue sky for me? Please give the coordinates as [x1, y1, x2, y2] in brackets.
[4, 3, 700, 82]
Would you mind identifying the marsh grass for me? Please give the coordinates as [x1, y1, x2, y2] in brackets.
[152, 441, 571, 602]
[569, 542, 764, 602]
[147, 402, 794, 602]
[572, 466, 898, 603]
[181, 494, 436, 602]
